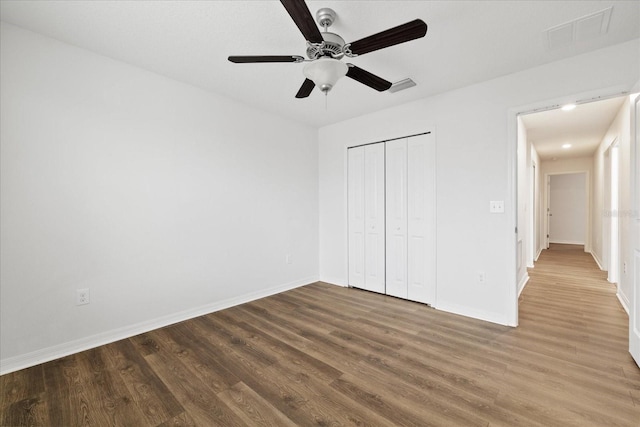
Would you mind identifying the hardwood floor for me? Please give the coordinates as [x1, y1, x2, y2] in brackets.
[1, 243, 639, 426]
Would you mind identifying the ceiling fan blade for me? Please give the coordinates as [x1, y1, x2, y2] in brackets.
[346, 19, 427, 56]
[228, 55, 304, 63]
[346, 65, 392, 92]
[295, 78, 315, 98]
[280, 0, 324, 44]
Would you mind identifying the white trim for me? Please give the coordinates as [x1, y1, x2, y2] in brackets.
[549, 240, 586, 245]
[590, 251, 604, 271]
[518, 274, 530, 297]
[321, 278, 348, 287]
[0, 276, 317, 375]
[535, 247, 543, 261]
[617, 290, 630, 315]
[507, 106, 519, 327]
[436, 300, 514, 327]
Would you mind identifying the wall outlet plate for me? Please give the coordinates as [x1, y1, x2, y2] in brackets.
[76, 288, 90, 305]
[490, 201, 505, 213]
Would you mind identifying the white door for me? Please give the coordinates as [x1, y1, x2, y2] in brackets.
[385, 138, 408, 298]
[407, 133, 437, 305]
[364, 143, 386, 293]
[348, 147, 365, 288]
[630, 94, 640, 367]
[548, 173, 587, 245]
[348, 143, 386, 294]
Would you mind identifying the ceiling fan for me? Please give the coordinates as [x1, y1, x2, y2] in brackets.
[228, 0, 427, 98]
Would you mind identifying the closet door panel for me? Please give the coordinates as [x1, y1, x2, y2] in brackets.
[347, 147, 365, 288]
[407, 133, 436, 305]
[385, 138, 408, 298]
[364, 143, 386, 293]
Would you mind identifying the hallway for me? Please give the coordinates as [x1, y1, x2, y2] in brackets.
[516, 243, 639, 424]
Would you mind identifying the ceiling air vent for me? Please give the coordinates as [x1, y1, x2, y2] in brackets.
[388, 78, 417, 93]
[545, 6, 612, 49]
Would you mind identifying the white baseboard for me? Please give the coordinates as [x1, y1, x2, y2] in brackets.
[435, 300, 513, 327]
[549, 240, 585, 245]
[617, 289, 630, 315]
[535, 247, 543, 261]
[0, 276, 318, 375]
[590, 251, 604, 270]
[518, 273, 530, 297]
[319, 277, 348, 287]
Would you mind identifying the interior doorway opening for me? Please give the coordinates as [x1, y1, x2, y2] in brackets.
[546, 172, 589, 248]
[514, 94, 629, 317]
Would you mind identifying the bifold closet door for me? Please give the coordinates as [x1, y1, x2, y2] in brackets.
[348, 143, 385, 293]
[385, 133, 436, 305]
[385, 139, 408, 299]
[407, 133, 436, 305]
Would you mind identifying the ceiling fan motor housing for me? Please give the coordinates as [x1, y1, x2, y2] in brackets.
[306, 32, 345, 59]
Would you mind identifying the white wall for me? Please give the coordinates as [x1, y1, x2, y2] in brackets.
[0, 23, 319, 373]
[541, 156, 594, 175]
[548, 173, 587, 244]
[592, 96, 633, 311]
[318, 39, 640, 326]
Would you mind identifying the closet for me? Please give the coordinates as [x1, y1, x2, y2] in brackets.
[347, 133, 436, 305]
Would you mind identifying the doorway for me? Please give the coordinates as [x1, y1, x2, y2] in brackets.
[547, 172, 588, 247]
[514, 94, 630, 323]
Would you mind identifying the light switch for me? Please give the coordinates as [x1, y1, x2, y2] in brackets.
[490, 201, 504, 213]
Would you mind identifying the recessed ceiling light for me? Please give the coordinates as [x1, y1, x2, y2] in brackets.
[561, 104, 576, 111]
[562, 143, 572, 149]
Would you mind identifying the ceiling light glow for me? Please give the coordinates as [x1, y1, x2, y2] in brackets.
[561, 103, 576, 111]
[562, 143, 572, 149]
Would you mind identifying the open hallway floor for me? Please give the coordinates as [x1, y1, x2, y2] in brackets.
[1, 245, 639, 426]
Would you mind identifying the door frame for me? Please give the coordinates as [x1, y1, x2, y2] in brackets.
[544, 171, 591, 248]
[507, 86, 631, 327]
[607, 141, 620, 284]
[630, 93, 640, 367]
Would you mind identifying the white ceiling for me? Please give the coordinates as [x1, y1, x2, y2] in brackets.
[521, 96, 626, 160]
[1, 1, 639, 128]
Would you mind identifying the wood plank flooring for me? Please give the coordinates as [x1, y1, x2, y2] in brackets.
[1, 243, 639, 426]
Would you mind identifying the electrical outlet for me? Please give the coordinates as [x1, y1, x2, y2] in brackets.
[285, 254, 292, 264]
[76, 288, 90, 305]
[623, 262, 627, 274]
[478, 271, 486, 284]
[489, 201, 504, 213]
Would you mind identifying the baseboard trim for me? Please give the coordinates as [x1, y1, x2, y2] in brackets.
[535, 247, 543, 261]
[435, 300, 513, 327]
[318, 277, 348, 287]
[518, 274, 530, 298]
[549, 240, 585, 245]
[0, 276, 318, 375]
[590, 251, 604, 271]
[617, 290, 630, 315]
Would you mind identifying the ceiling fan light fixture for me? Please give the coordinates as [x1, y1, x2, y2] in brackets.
[303, 57, 348, 93]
